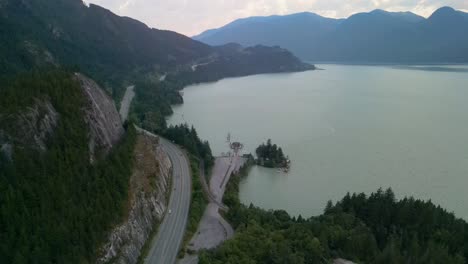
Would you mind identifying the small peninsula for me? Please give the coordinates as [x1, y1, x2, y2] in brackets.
[255, 139, 290, 169]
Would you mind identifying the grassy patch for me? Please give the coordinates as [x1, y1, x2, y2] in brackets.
[178, 156, 209, 257]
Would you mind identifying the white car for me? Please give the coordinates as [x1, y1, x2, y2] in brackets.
[168, 209, 172, 214]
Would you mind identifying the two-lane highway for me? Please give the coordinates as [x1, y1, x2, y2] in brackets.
[143, 136, 192, 264]
[119, 85, 135, 121]
[125, 89, 191, 264]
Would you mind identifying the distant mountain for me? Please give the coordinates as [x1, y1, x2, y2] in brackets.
[194, 7, 468, 63]
[195, 12, 343, 61]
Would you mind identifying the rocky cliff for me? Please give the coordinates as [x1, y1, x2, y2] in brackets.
[74, 73, 124, 162]
[6, 98, 59, 151]
[0, 99, 56, 161]
[0, 71, 134, 263]
[98, 132, 172, 264]
[0, 73, 124, 162]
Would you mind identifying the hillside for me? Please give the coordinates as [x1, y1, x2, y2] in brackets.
[0, 0, 313, 99]
[0, 0, 211, 89]
[194, 7, 468, 63]
[0, 71, 135, 263]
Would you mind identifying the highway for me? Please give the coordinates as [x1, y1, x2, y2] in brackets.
[119, 85, 135, 121]
[143, 134, 192, 264]
[122, 88, 191, 264]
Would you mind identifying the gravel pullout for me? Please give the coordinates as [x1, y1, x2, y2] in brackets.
[179, 156, 246, 263]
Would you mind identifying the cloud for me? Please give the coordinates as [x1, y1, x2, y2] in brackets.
[85, 0, 468, 36]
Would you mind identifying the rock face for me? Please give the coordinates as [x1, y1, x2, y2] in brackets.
[98, 133, 172, 264]
[0, 140, 12, 160]
[19, 100, 59, 151]
[74, 73, 124, 162]
[0, 73, 124, 162]
[1, 98, 60, 152]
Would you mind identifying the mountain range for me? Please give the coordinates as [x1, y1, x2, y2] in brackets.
[194, 7, 468, 63]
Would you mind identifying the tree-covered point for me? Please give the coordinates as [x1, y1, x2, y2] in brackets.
[130, 78, 184, 133]
[0, 71, 136, 264]
[255, 139, 289, 168]
[200, 168, 468, 264]
[163, 123, 214, 168]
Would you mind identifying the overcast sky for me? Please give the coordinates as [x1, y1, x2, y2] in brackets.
[84, 0, 468, 36]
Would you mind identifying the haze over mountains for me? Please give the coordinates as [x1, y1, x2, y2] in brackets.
[194, 7, 468, 64]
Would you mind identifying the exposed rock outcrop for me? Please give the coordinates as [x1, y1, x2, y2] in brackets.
[25, 100, 58, 151]
[0, 142, 12, 160]
[11, 99, 59, 152]
[0, 73, 124, 162]
[98, 133, 172, 264]
[75, 73, 124, 162]
[22, 41, 58, 66]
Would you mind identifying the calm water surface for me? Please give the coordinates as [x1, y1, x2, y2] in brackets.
[168, 65, 468, 219]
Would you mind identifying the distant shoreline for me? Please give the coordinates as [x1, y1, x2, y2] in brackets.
[311, 63, 468, 73]
[307, 61, 468, 66]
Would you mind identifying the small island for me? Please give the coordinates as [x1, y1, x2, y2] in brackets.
[255, 139, 290, 170]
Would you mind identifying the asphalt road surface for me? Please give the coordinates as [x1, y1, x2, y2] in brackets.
[119, 85, 135, 121]
[143, 136, 192, 264]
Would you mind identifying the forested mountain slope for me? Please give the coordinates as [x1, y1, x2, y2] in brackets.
[0, 0, 211, 90]
[0, 0, 312, 99]
[0, 71, 136, 263]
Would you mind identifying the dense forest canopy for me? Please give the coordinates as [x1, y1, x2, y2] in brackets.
[130, 78, 182, 132]
[255, 139, 289, 168]
[200, 167, 468, 263]
[0, 70, 215, 264]
[0, 71, 136, 263]
[163, 123, 214, 168]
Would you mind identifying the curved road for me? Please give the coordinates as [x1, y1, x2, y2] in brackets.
[119, 85, 135, 121]
[122, 87, 192, 264]
[143, 134, 192, 264]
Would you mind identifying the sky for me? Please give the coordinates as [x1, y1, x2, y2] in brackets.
[84, 0, 468, 36]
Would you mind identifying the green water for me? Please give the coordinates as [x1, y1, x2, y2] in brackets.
[168, 65, 468, 219]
